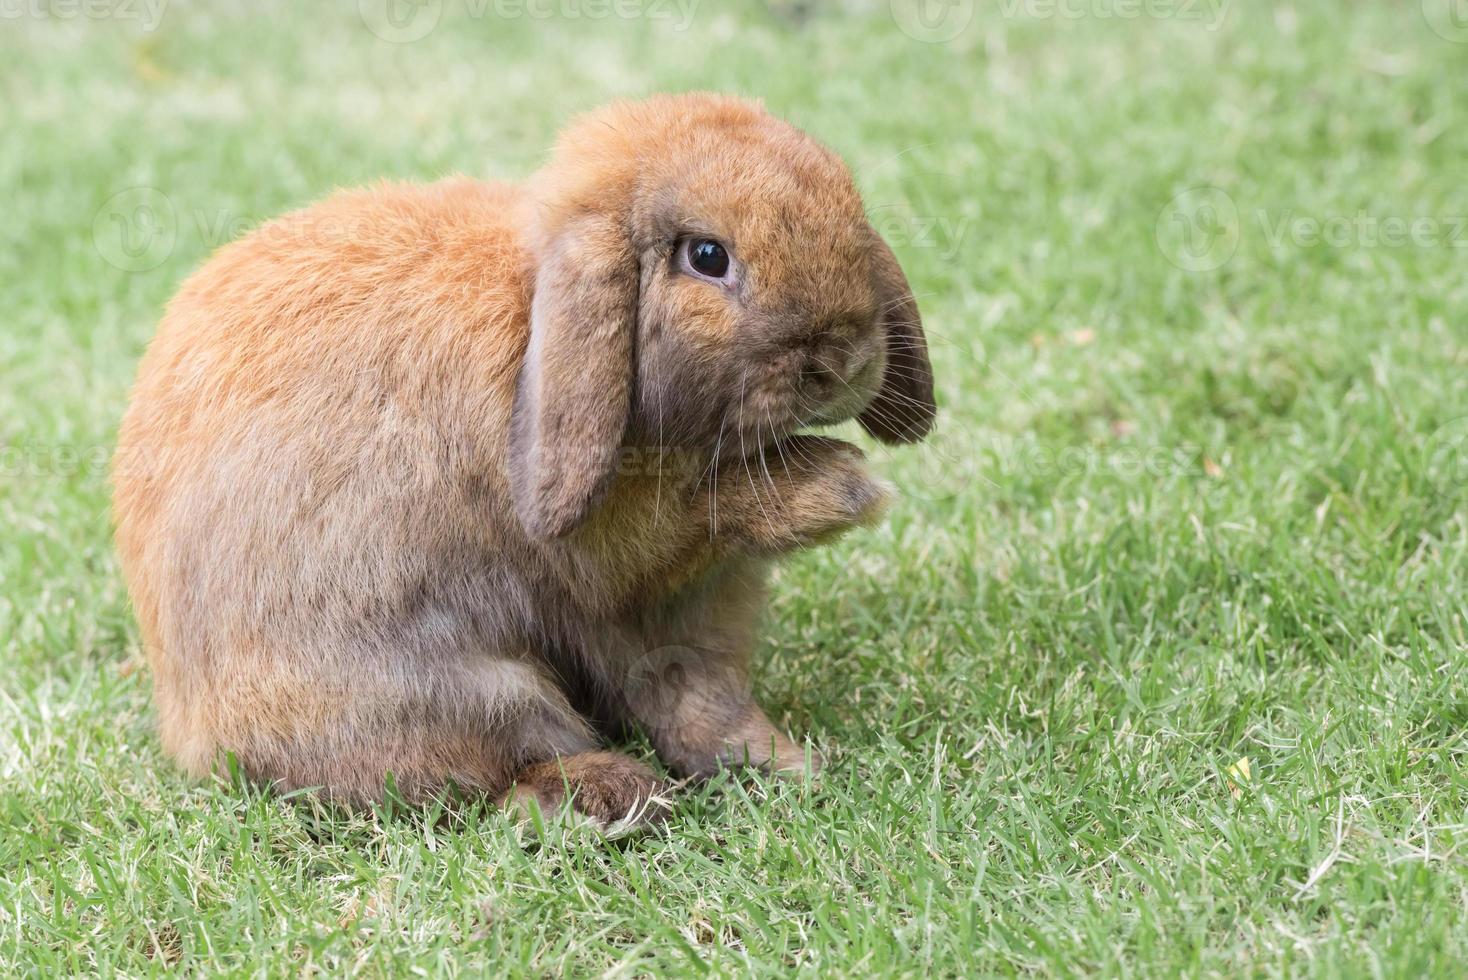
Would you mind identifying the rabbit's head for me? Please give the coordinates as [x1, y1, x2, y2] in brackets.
[510, 93, 935, 539]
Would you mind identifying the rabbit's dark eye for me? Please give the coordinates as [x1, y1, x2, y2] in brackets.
[682, 238, 731, 280]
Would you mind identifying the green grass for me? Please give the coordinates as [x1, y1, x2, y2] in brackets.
[4, 0, 1468, 974]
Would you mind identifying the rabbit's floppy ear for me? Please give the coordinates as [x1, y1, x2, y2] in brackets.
[509, 213, 638, 539]
[858, 232, 936, 444]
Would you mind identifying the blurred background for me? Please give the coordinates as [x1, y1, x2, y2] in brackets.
[7, 0, 1467, 517]
[4, 1, 1468, 973]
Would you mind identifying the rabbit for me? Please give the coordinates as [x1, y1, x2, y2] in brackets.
[112, 93, 935, 828]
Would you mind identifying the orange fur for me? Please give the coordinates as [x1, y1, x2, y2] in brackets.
[112, 94, 933, 818]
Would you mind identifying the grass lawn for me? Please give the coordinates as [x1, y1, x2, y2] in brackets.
[4, 0, 1468, 974]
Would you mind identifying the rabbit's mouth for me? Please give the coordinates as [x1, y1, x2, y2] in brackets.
[720, 342, 883, 460]
[748, 387, 879, 459]
[788, 349, 884, 430]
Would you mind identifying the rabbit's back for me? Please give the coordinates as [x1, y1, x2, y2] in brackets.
[118, 178, 530, 470]
[112, 179, 537, 770]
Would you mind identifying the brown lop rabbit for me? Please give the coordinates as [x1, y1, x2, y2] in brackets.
[112, 93, 934, 828]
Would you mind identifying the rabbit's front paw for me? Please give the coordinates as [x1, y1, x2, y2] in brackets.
[720, 435, 892, 552]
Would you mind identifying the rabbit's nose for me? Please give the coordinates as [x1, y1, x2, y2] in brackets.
[798, 346, 849, 392]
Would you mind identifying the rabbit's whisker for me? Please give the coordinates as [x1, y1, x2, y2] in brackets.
[768, 408, 794, 484]
[736, 369, 775, 532]
[707, 406, 732, 537]
[653, 368, 666, 526]
[754, 412, 783, 512]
